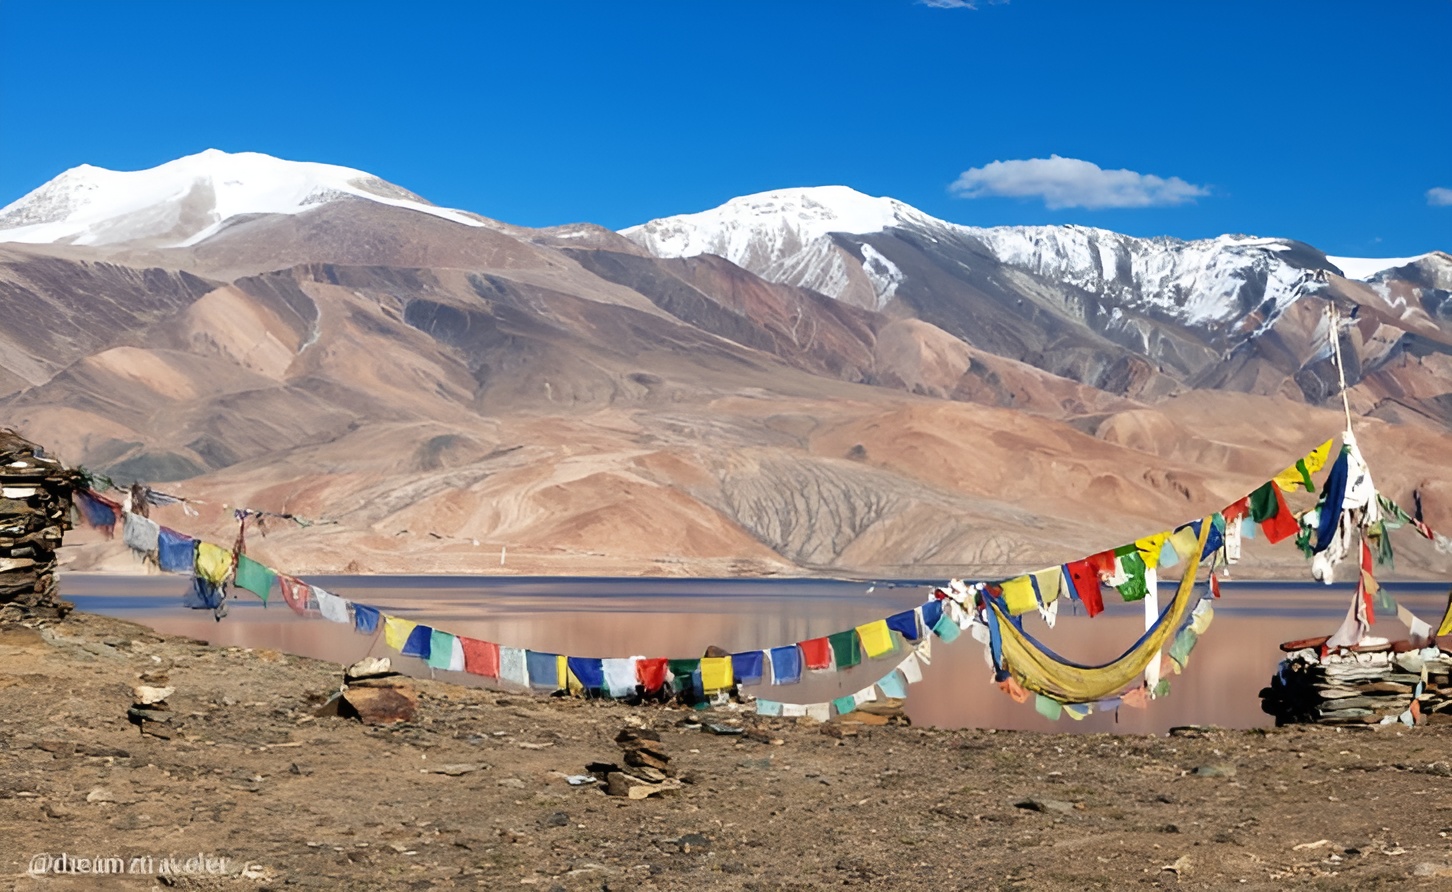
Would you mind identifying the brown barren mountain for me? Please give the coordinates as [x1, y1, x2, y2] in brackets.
[1, 154, 1448, 580]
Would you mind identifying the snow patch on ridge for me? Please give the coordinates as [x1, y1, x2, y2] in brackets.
[0, 149, 485, 248]
[970, 226, 1312, 327]
[858, 244, 903, 309]
[624, 185, 1322, 331]
[1326, 254, 1431, 281]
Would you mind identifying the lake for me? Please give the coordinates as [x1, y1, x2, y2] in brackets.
[61, 572, 1452, 735]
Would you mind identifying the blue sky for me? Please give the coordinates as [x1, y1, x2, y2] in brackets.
[1, 1, 1447, 256]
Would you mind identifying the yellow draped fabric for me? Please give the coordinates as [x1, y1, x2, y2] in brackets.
[990, 520, 1210, 704]
[383, 616, 416, 652]
[1437, 592, 1452, 639]
[1274, 439, 1335, 492]
[856, 620, 896, 659]
[1000, 576, 1038, 615]
[195, 541, 232, 585]
[700, 656, 733, 691]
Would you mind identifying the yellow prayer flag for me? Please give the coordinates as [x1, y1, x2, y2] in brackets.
[195, 541, 232, 585]
[1167, 526, 1200, 565]
[557, 655, 569, 692]
[383, 616, 416, 652]
[1136, 532, 1169, 570]
[1000, 576, 1039, 616]
[1274, 439, 1335, 492]
[700, 656, 733, 691]
[1189, 603, 1214, 636]
[1031, 568, 1063, 604]
[855, 620, 896, 659]
[1437, 593, 1452, 639]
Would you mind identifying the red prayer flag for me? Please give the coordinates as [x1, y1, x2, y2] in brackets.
[1222, 496, 1251, 522]
[1359, 540, 1377, 625]
[1085, 549, 1117, 579]
[459, 637, 499, 678]
[1259, 483, 1299, 543]
[1064, 560, 1105, 617]
[277, 575, 311, 617]
[636, 658, 669, 693]
[798, 637, 833, 670]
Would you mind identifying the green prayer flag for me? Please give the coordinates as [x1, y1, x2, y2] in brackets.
[1295, 459, 1316, 493]
[1249, 482, 1280, 523]
[1116, 552, 1149, 602]
[1368, 522, 1395, 569]
[1152, 679, 1171, 698]
[1034, 694, 1063, 721]
[1169, 628, 1198, 669]
[832, 694, 856, 716]
[427, 630, 455, 670]
[827, 630, 861, 669]
[233, 554, 274, 603]
[932, 614, 962, 643]
[668, 659, 700, 692]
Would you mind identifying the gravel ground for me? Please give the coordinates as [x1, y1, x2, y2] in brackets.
[4, 613, 1452, 891]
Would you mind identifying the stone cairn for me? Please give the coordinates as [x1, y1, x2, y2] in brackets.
[0, 429, 77, 624]
[1261, 640, 1452, 726]
[591, 727, 683, 799]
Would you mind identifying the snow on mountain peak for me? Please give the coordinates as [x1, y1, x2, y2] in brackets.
[623, 186, 1326, 327]
[620, 186, 940, 309]
[1325, 253, 1433, 281]
[623, 186, 932, 258]
[0, 149, 484, 248]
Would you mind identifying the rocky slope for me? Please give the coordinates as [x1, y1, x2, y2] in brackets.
[624, 187, 1452, 414]
[1, 152, 1448, 579]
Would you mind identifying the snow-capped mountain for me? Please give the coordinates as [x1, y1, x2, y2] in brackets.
[620, 186, 942, 310]
[0, 149, 486, 249]
[1324, 253, 1434, 281]
[623, 186, 1333, 331]
[622, 186, 1452, 405]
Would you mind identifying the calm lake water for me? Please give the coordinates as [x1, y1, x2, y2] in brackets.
[62, 573, 1452, 735]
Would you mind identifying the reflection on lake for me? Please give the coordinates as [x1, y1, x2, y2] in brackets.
[62, 573, 1451, 735]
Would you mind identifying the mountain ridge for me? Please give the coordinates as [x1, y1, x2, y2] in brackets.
[2, 151, 1448, 579]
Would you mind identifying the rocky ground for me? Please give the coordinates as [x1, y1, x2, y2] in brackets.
[5, 613, 1452, 891]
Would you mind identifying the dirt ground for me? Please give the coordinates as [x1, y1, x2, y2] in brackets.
[4, 613, 1452, 891]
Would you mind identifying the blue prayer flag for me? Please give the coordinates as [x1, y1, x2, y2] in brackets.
[732, 650, 765, 685]
[876, 671, 908, 700]
[352, 604, 381, 635]
[886, 609, 920, 641]
[920, 599, 944, 631]
[566, 656, 605, 691]
[768, 646, 802, 685]
[401, 624, 433, 660]
[157, 528, 196, 575]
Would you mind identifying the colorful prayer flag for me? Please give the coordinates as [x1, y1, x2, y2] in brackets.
[383, 616, 416, 652]
[460, 637, 499, 677]
[233, 554, 275, 603]
[768, 645, 802, 684]
[855, 620, 895, 659]
[827, 630, 861, 669]
[700, 656, 733, 692]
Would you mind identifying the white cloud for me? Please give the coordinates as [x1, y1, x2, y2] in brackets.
[919, 0, 1003, 8]
[949, 155, 1210, 210]
[1428, 187, 1452, 207]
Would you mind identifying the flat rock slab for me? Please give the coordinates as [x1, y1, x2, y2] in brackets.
[342, 684, 418, 725]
